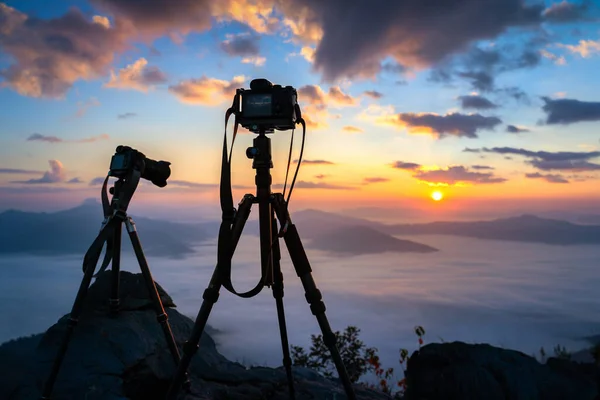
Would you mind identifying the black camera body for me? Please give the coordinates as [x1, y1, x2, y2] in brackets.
[237, 79, 298, 133]
[109, 145, 171, 187]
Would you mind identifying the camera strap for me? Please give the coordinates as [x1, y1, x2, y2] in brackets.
[82, 176, 113, 275]
[217, 104, 266, 298]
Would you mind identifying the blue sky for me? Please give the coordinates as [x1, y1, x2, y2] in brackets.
[0, 0, 599, 216]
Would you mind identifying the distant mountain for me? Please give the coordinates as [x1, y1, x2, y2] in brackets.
[307, 225, 438, 255]
[381, 214, 600, 245]
[0, 201, 219, 258]
[292, 210, 600, 246]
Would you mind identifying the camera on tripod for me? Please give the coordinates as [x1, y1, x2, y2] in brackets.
[109, 145, 171, 187]
[237, 78, 298, 133]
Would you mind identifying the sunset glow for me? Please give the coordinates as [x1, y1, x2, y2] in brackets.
[0, 1, 597, 217]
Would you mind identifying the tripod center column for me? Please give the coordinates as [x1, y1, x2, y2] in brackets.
[251, 132, 275, 287]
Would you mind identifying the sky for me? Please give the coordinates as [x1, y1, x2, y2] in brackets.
[0, 0, 599, 218]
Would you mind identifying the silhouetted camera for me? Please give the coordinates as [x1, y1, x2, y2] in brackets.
[109, 145, 171, 187]
[237, 78, 298, 133]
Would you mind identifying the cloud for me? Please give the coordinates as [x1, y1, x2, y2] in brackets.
[292, 0, 544, 81]
[342, 126, 363, 133]
[458, 71, 495, 92]
[469, 146, 600, 171]
[541, 97, 600, 125]
[168, 180, 221, 190]
[75, 97, 101, 117]
[89, 176, 106, 186]
[168, 75, 246, 105]
[104, 58, 167, 92]
[27, 133, 110, 144]
[539, 49, 567, 66]
[542, 1, 592, 23]
[363, 177, 389, 184]
[458, 95, 498, 110]
[273, 180, 355, 190]
[118, 112, 137, 119]
[0, 168, 43, 174]
[67, 177, 83, 184]
[506, 125, 530, 133]
[412, 166, 507, 186]
[12, 160, 66, 184]
[288, 46, 315, 63]
[525, 172, 569, 184]
[241, 56, 266, 66]
[0, 3, 128, 98]
[294, 159, 335, 165]
[314, 174, 327, 179]
[220, 32, 260, 56]
[557, 39, 600, 58]
[394, 112, 502, 139]
[363, 90, 383, 99]
[471, 165, 494, 170]
[391, 161, 421, 171]
[298, 85, 358, 108]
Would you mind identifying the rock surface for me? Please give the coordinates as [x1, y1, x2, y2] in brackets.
[0, 271, 388, 400]
[404, 341, 599, 400]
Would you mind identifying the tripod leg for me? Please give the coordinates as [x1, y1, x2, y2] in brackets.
[166, 195, 254, 400]
[124, 217, 187, 383]
[41, 219, 116, 399]
[270, 213, 295, 399]
[109, 220, 122, 314]
[273, 196, 356, 400]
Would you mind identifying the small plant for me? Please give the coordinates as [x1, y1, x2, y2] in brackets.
[553, 344, 571, 360]
[291, 325, 426, 398]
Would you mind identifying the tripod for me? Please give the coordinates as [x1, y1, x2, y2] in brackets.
[166, 130, 357, 399]
[40, 170, 188, 399]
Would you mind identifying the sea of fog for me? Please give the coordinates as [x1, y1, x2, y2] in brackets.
[1, 235, 599, 380]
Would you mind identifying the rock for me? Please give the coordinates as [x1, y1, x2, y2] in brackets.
[0, 271, 389, 400]
[404, 341, 599, 400]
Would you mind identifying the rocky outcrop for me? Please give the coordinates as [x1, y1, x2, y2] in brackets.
[0, 271, 389, 400]
[404, 341, 599, 400]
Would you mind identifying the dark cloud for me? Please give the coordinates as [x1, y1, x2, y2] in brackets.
[219, 33, 260, 56]
[67, 177, 83, 184]
[0, 3, 128, 98]
[0, 168, 43, 174]
[391, 161, 421, 170]
[363, 90, 383, 99]
[542, 97, 600, 125]
[412, 166, 507, 186]
[305, 0, 543, 81]
[118, 112, 137, 119]
[294, 159, 335, 165]
[525, 172, 570, 184]
[12, 160, 66, 184]
[458, 95, 498, 110]
[272, 181, 355, 190]
[27, 133, 62, 143]
[89, 176, 106, 186]
[363, 177, 389, 184]
[380, 61, 407, 75]
[314, 174, 327, 179]
[506, 125, 531, 133]
[468, 146, 600, 171]
[457, 71, 495, 92]
[169, 180, 218, 190]
[26, 133, 110, 144]
[542, 1, 592, 23]
[471, 165, 494, 170]
[396, 112, 502, 138]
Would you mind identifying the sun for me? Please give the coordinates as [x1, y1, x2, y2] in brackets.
[431, 191, 444, 201]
